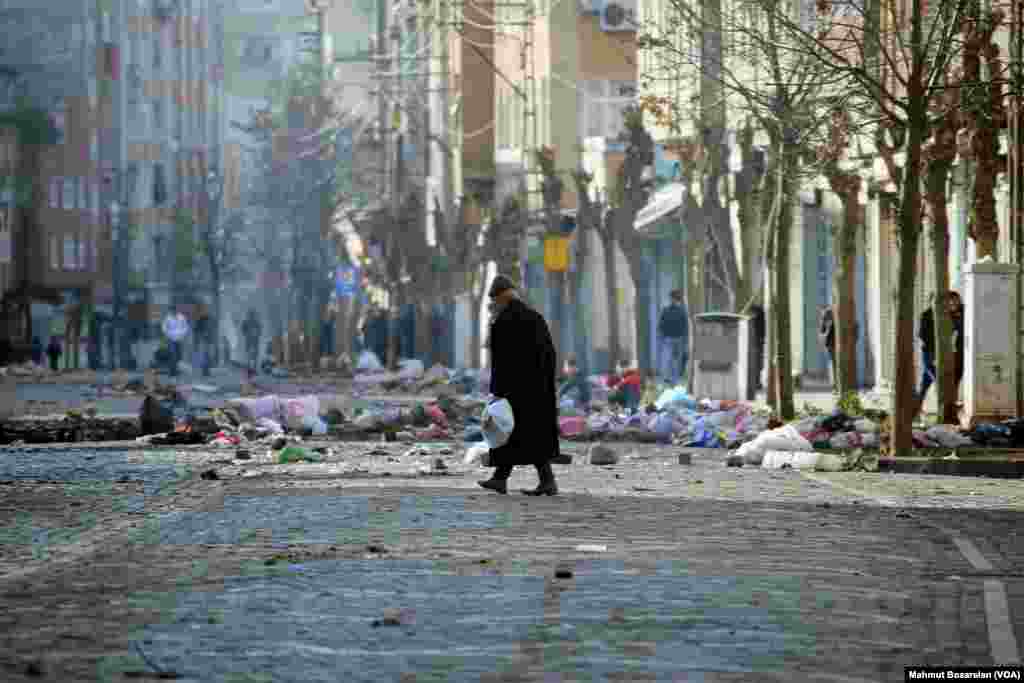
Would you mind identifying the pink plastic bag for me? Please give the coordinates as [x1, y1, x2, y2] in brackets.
[559, 416, 587, 436]
[426, 404, 448, 428]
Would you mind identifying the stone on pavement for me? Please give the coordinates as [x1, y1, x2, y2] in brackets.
[588, 443, 619, 465]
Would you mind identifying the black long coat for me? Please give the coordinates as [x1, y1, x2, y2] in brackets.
[487, 297, 560, 467]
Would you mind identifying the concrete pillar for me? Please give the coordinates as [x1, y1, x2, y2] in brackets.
[962, 262, 1020, 427]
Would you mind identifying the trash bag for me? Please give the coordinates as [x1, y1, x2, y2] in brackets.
[853, 418, 880, 433]
[684, 426, 721, 448]
[926, 425, 973, 448]
[481, 398, 515, 449]
[357, 350, 383, 371]
[278, 446, 321, 464]
[735, 424, 813, 462]
[654, 388, 698, 412]
[255, 417, 285, 434]
[227, 396, 282, 422]
[648, 412, 679, 437]
[559, 415, 587, 437]
[828, 431, 863, 450]
[283, 395, 321, 432]
[397, 359, 425, 380]
[301, 415, 328, 436]
[761, 451, 822, 470]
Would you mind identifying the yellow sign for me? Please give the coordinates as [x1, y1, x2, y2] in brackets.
[544, 235, 570, 272]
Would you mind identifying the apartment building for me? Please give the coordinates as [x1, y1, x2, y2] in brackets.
[483, 0, 644, 371]
[0, 0, 225, 369]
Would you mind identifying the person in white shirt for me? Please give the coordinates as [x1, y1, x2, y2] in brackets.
[162, 311, 190, 377]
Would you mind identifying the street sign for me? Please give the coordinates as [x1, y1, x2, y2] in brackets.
[544, 235, 570, 272]
[336, 265, 361, 298]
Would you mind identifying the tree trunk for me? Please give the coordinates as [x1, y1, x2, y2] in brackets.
[346, 294, 364, 358]
[833, 187, 860, 397]
[891, 108, 927, 457]
[772, 158, 796, 420]
[549, 269, 564, 371]
[685, 230, 705, 395]
[627, 252, 648, 373]
[601, 230, 622, 373]
[572, 227, 590, 388]
[924, 154, 956, 423]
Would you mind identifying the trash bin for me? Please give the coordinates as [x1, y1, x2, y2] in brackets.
[691, 313, 755, 401]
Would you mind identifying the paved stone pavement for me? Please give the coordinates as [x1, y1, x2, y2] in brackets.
[0, 441, 1020, 682]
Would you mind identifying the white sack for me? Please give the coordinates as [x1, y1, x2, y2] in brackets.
[736, 424, 814, 464]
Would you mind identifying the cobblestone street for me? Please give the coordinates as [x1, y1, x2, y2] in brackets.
[0, 441, 1020, 682]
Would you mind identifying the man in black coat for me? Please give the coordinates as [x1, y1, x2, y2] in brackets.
[478, 275, 561, 496]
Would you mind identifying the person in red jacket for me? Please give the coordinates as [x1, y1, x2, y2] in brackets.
[608, 360, 642, 412]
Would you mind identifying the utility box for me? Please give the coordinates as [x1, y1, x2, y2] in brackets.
[962, 262, 1019, 428]
[691, 313, 754, 401]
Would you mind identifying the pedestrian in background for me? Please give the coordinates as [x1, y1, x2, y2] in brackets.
[916, 291, 965, 412]
[819, 303, 859, 390]
[241, 310, 262, 372]
[31, 336, 43, 366]
[658, 289, 689, 386]
[477, 275, 561, 496]
[193, 308, 213, 377]
[46, 337, 62, 372]
[162, 310, 190, 377]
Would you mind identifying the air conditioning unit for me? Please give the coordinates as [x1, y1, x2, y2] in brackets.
[599, 0, 637, 31]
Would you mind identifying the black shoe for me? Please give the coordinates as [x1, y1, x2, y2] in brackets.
[522, 482, 558, 496]
[477, 478, 508, 494]
[523, 462, 558, 496]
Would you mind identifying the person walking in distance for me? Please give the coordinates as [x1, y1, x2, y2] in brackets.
[162, 310, 190, 377]
[477, 275, 562, 496]
[46, 337, 62, 372]
[915, 291, 965, 416]
[241, 310, 262, 372]
[658, 290, 689, 386]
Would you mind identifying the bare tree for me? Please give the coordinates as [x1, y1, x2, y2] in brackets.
[788, 0, 972, 455]
[638, 0, 847, 418]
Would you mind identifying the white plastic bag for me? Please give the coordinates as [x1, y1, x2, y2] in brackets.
[481, 398, 515, 449]
[463, 443, 491, 466]
[761, 450, 822, 470]
[736, 424, 814, 464]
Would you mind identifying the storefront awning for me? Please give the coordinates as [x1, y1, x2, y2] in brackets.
[634, 182, 686, 233]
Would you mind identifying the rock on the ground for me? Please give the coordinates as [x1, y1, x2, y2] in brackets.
[588, 443, 619, 466]
[139, 395, 174, 436]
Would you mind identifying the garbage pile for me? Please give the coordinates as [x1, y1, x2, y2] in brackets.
[133, 388, 476, 449]
[555, 387, 771, 448]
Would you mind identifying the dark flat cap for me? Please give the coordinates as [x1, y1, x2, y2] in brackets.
[488, 275, 517, 297]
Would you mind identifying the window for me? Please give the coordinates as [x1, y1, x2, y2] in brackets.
[580, 80, 637, 141]
[62, 177, 77, 210]
[153, 99, 164, 130]
[49, 235, 59, 270]
[64, 237, 77, 271]
[48, 177, 61, 208]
